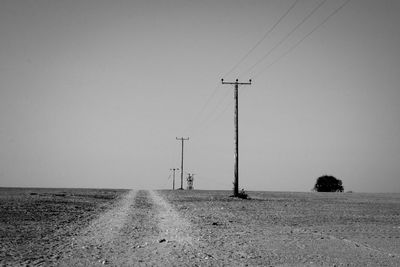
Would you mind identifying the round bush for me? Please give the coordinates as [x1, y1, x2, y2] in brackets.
[314, 175, 344, 192]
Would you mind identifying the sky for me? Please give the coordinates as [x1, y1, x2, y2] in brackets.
[1, 0, 399, 193]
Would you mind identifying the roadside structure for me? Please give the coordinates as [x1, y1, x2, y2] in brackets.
[186, 173, 194, 190]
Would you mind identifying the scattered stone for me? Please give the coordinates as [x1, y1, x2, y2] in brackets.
[34, 259, 45, 265]
[204, 253, 214, 259]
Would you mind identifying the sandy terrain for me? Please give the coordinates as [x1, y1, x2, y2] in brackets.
[1, 188, 399, 266]
[0, 188, 128, 266]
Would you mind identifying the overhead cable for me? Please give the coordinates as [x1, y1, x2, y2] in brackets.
[223, 0, 300, 78]
[241, 0, 329, 77]
[253, 0, 352, 79]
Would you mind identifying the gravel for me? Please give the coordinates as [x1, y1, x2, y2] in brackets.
[1, 188, 399, 266]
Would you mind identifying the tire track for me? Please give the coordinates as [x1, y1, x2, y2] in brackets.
[136, 190, 203, 266]
[149, 190, 193, 245]
[146, 190, 232, 266]
[58, 190, 209, 266]
[57, 190, 218, 266]
[58, 190, 138, 266]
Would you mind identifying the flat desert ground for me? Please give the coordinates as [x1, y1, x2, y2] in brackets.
[1, 188, 399, 266]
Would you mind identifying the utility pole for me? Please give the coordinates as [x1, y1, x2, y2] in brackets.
[176, 137, 189, 190]
[221, 78, 251, 197]
[170, 168, 179, 190]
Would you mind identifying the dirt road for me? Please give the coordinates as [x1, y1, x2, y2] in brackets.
[58, 190, 214, 266]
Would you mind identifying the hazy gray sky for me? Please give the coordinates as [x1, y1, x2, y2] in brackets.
[1, 0, 399, 192]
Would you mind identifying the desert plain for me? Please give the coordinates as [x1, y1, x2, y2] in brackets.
[1, 188, 399, 266]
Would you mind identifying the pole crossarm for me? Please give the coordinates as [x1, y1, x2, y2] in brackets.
[220, 78, 251, 197]
[176, 137, 189, 141]
[221, 78, 252, 85]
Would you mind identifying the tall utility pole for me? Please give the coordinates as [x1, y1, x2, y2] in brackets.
[221, 78, 251, 197]
[170, 168, 179, 190]
[176, 137, 189, 190]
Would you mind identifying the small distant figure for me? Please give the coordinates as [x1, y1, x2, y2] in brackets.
[186, 173, 194, 190]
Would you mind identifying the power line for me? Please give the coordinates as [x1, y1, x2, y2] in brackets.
[181, 82, 222, 135]
[179, 0, 339, 144]
[181, 0, 299, 138]
[188, 80, 253, 137]
[240, 0, 329, 77]
[223, 0, 300, 78]
[204, 85, 247, 128]
[187, 86, 232, 137]
[180, 0, 302, 138]
[205, 97, 234, 128]
[253, 0, 352, 79]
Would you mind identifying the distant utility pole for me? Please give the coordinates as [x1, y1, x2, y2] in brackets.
[170, 168, 179, 190]
[176, 137, 189, 190]
[221, 78, 251, 197]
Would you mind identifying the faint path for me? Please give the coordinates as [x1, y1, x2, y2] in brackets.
[133, 190, 208, 266]
[58, 190, 138, 266]
[78, 190, 137, 244]
[146, 190, 235, 266]
[149, 190, 193, 245]
[58, 190, 211, 266]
